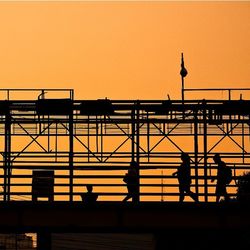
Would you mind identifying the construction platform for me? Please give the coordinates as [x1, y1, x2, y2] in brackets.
[0, 88, 249, 203]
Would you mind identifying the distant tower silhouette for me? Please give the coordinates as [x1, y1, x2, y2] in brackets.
[180, 53, 188, 102]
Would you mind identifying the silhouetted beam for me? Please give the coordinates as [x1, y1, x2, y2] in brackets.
[0, 202, 249, 233]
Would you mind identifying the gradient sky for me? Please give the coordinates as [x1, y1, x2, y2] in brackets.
[0, 2, 249, 100]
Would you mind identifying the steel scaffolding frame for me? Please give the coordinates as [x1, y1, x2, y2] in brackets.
[1, 89, 250, 202]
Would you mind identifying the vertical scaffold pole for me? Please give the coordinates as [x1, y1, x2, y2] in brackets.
[203, 100, 208, 202]
[37, 231, 51, 250]
[136, 100, 140, 203]
[147, 112, 150, 162]
[4, 111, 11, 202]
[69, 111, 74, 202]
[194, 111, 199, 197]
[131, 107, 135, 162]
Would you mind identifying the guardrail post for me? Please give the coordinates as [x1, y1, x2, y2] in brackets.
[4, 111, 11, 202]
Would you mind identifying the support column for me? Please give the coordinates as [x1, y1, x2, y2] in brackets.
[37, 231, 51, 250]
[194, 112, 199, 197]
[69, 112, 74, 202]
[4, 112, 11, 202]
[135, 101, 140, 203]
[203, 101, 208, 202]
[131, 109, 135, 162]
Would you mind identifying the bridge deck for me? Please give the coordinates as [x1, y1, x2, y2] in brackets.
[0, 202, 249, 232]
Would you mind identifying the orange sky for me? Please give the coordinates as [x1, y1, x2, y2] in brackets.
[0, 2, 249, 100]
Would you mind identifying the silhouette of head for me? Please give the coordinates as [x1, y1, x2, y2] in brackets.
[213, 153, 221, 164]
[181, 152, 190, 162]
[128, 161, 138, 175]
[130, 161, 138, 168]
[86, 184, 93, 192]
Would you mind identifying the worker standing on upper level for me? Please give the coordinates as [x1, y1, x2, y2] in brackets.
[123, 161, 139, 202]
[173, 152, 198, 202]
[212, 153, 231, 202]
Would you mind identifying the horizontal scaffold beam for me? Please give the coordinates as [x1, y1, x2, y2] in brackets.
[0, 202, 249, 232]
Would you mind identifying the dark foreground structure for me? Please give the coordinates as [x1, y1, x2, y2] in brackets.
[0, 202, 250, 249]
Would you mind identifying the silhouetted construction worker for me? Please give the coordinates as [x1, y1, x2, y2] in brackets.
[212, 153, 231, 202]
[123, 161, 139, 202]
[81, 184, 98, 203]
[172, 152, 198, 202]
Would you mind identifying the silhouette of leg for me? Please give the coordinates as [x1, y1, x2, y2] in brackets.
[216, 184, 223, 202]
[223, 185, 230, 202]
[123, 193, 132, 202]
[224, 192, 229, 201]
[216, 194, 220, 203]
[179, 185, 185, 202]
[184, 186, 198, 202]
[189, 191, 198, 202]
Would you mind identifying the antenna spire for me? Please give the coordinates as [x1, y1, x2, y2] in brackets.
[180, 53, 188, 78]
[180, 53, 188, 102]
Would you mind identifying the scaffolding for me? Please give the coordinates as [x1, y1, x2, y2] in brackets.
[1, 88, 250, 203]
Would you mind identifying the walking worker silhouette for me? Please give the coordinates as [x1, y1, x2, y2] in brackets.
[123, 161, 139, 202]
[172, 152, 198, 202]
[81, 184, 98, 203]
[212, 153, 231, 202]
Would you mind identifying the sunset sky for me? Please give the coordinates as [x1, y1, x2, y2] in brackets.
[0, 2, 249, 100]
